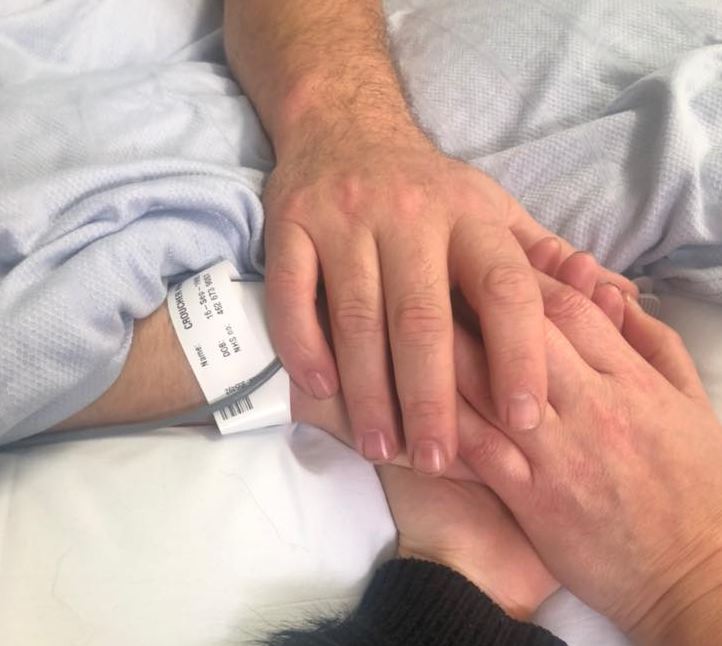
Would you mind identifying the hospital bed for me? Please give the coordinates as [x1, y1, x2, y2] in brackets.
[1, 1, 721, 644]
[0, 292, 720, 646]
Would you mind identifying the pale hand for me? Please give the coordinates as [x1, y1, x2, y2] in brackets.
[455, 273, 722, 643]
[379, 464, 559, 620]
[289, 384, 558, 620]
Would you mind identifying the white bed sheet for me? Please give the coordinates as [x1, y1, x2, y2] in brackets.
[0, 424, 397, 646]
[0, 291, 720, 646]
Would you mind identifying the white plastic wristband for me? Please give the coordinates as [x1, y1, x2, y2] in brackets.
[167, 261, 291, 435]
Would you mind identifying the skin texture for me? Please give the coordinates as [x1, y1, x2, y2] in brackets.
[57, 302, 205, 430]
[56, 252, 722, 642]
[223, 0, 636, 475]
[42, 4, 722, 638]
[55, 239, 609, 435]
[453, 276, 722, 645]
[379, 464, 559, 621]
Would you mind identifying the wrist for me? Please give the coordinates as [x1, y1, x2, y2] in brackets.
[397, 546, 541, 621]
[353, 559, 561, 646]
[270, 69, 424, 158]
[630, 546, 722, 645]
[56, 304, 205, 430]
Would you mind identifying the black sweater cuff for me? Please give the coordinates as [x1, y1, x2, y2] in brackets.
[267, 558, 566, 646]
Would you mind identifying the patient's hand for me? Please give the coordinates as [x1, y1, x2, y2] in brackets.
[378, 464, 559, 620]
[290, 381, 479, 481]
[55, 241, 622, 444]
[456, 274, 722, 643]
[291, 243, 624, 478]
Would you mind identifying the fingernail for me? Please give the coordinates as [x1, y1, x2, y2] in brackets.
[361, 430, 390, 463]
[601, 281, 622, 293]
[507, 392, 541, 431]
[599, 282, 624, 303]
[624, 291, 643, 309]
[412, 440, 446, 476]
[307, 371, 334, 399]
[540, 236, 561, 252]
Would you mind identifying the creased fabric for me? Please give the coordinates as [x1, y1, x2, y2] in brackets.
[1, 0, 721, 441]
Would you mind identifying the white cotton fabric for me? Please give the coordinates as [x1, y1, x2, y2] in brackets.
[0, 292, 720, 646]
[1, 2, 722, 645]
[387, 0, 722, 298]
[1, 0, 721, 441]
[0, 0, 271, 442]
[0, 423, 397, 646]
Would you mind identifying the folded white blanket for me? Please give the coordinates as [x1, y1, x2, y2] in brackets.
[1, 0, 721, 444]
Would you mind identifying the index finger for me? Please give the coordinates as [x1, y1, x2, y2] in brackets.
[450, 216, 547, 434]
[265, 219, 340, 399]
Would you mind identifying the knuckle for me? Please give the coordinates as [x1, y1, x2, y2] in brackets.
[456, 174, 505, 218]
[266, 262, 303, 293]
[402, 396, 447, 425]
[332, 296, 384, 340]
[453, 177, 486, 210]
[482, 262, 538, 306]
[273, 189, 309, 222]
[332, 173, 366, 217]
[392, 295, 448, 347]
[347, 393, 391, 421]
[465, 434, 501, 468]
[281, 343, 316, 373]
[390, 182, 427, 220]
[544, 284, 594, 323]
[274, 328, 319, 371]
[489, 350, 537, 378]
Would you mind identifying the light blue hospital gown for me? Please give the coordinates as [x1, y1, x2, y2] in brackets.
[0, 0, 720, 442]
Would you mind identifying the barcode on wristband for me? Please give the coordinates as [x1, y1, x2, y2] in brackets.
[217, 396, 254, 421]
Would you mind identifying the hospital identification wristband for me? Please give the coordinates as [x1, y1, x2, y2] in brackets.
[167, 261, 291, 435]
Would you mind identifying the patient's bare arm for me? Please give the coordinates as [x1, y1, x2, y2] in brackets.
[53, 296, 477, 480]
[55, 304, 205, 431]
[54, 249, 614, 437]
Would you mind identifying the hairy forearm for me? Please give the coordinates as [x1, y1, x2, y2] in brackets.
[223, 0, 417, 150]
[55, 304, 205, 431]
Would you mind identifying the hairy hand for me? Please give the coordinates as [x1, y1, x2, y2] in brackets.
[264, 117, 635, 476]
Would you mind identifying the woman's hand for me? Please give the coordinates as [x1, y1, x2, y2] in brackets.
[455, 275, 722, 643]
[290, 340, 559, 621]
[291, 242, 627, 480]
[292, 377, 559, 620]
[290, 382, 479, 482]
[378, 464, 559, 620]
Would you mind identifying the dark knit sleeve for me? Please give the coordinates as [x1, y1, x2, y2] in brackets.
[263, 558, 566, 646]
